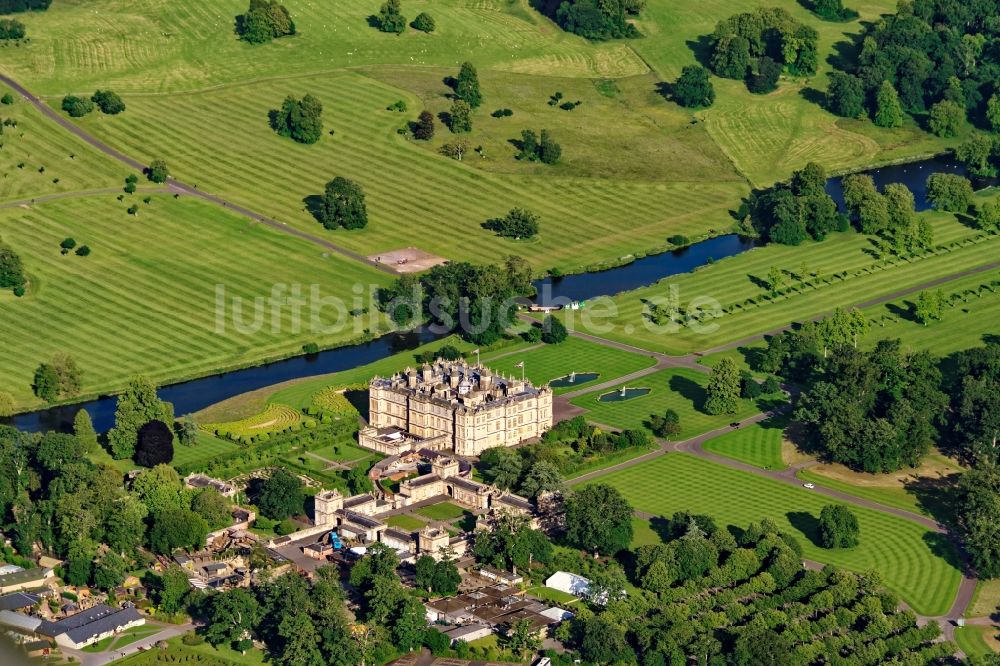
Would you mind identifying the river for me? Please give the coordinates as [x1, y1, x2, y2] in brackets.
[8, 154, 977, 433]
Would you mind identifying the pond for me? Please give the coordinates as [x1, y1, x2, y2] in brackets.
[598, 387, 651, 402]
[549, 372, 601, 388]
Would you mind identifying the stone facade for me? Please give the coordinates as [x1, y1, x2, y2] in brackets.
[366, 360, 552, 457]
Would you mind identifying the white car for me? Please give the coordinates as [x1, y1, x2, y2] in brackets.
[802, 483, 815, 489]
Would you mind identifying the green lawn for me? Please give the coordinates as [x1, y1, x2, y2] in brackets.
[630, 517, 662, 548]
[386, 514, 426, 531]
[591, 453, 962, 616]
[171, 432, 240, 471]
[702, 416, 787, 470]
[482, 335, 657, 394]
[550, 213, 997, 355]
[525, 585, 579, 605]
[564, 444, 659, 480]
[0, 88, 127, 202]
[569, 367, 775, 438]
[308, 441, 371, 463]
[414, 502, 469, 522]
[0, 194, 390, 408]
[954, 626, 998, 660]
[118, 635, 267, 666]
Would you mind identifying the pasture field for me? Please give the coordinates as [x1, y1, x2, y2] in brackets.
[629, 0, 961, 186]
[0, 0, 648, 94]
[592, 453, 963, 616]
[481, 335, 656, 394]
[702, 416, 787, 470]
[552, 213, 997, 355]
[568, 367, 773, 438]
[969, 579, 1000, 618]
[796, 454, 964, 523]
[0, 85, 126, 201]
[0, 193, 390, 408]
[71, 71, 746, 272]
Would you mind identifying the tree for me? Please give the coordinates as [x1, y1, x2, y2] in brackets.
[414, 555, 436, 592]
[376, 0, 406, 34]
[563, 484, 633, 556]
[956, 461, 1000, 578]
[502, 618, 541, 658]
[32, 364, 59, 402]
[553, 0, 639, 41]
[154, 567, 192, 614]
[147, 159, 169, 183]
[412, 110, 434, 140]
[0, 93, 12, 105]
[650, 408, 681, 438]
[928, 100, 964, 137]
[705, 357, 741, 415]
[827, 72, 865, 119]
[455, 62, 482, 108]
[104, 495, 147, 555]
[392, 596, 428, 651]
[60, 237, 77, 254]
[65, 540, 95, 586]
[517, 129, 538, 161]
[318, 176, 368, 230]
[672, 65, 715, 108]
[269, 94, 323, 144]
[132, 464, 187, 516]
[61, 95, 93, 117]
[580, 615, 634, 664]
[107, 377, 174, 460]
[538, 129, 561, 164]
[411, 12, 435, 32]
[236, 0, 295, 43]
[149, 507, 208, 554]
[448, 99, 472, 133]
[257, 468, 304, 520]
[0, 241, 25, 292]
[956, 133, 996, 177]
[913, 290, 944, 325]
[874, 81, 903, 128]
[92, 551, 128, 592]
[479, 447, 522, 488]
[767, 265, 784, 295]
[135, 419, 174, 467]
[812, 0, 856, 21]
[204, 588, 262, 651]
[431, 558, 461, 596]
[519, 461, 564, 498]
[47, 353, 81, 398]
[439, 139, 470, 161]
[178, 415, 199, 446]
[928, 173, 975, 215]
[541, 314, 567, 343]
[747, 56, 781, 94]
[91, 89, 125, 115]
[710, 34, 751, 79]
[818, 504, 860, 548]
[484, 208, 540, 239]
[987, 94, 1000, 133]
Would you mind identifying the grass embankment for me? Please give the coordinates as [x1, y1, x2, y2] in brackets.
[568, 367, 780, 438]
[595, 453, 963, 616]
[551, 214, 997, 355]
[0, 194, 390, 408]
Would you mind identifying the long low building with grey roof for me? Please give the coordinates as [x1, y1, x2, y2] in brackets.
[37, 604, 145, 650]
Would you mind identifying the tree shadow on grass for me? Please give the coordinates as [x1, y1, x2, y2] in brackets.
[457, 511, 477, 533]
[902, 472, 961, 527]
[685, 35, 714, 69]
[786, 510, 824, 548]
[886, 301, 918, 323]
[799, 86, 827, 107]
[922, 531, 965, 573]
[302, 194, 325, 224]
[667, 374, 707, 413]
[654, 81, 672, 102]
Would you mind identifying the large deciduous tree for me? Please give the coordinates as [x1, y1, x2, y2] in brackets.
[705, 357, 742, 415]
[134, 419, 174, 467]
[563, 484, 633, 556]
[318, 176, 368, 230]
[107, 377, 174, 460]
[257, 468, 304, 520]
